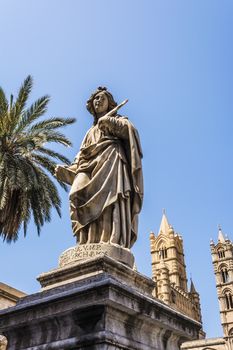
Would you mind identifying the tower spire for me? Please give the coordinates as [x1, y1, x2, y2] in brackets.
[218, 225, 226, 243]
[158, 210, 170, 236]
[190, 278, 197, 294]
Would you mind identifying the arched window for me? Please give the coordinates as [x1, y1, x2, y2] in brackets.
[221, 268, 229, 283]
[225, 292, 233, 310]
[218, 248, 225, 259]
[159, 246, 167, 259]
[171, 290, 176, 303]
[229, 294, 233, 309]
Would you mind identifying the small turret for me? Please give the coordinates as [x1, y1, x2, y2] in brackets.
[190, 279, 197, 294]
[157, 260, 171, 304]
[189, 278, 202, 324]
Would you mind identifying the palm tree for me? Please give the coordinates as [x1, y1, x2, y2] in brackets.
[0, 76, 75, 242]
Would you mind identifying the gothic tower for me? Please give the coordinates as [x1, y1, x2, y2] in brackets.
[210, 227, 233, 342]
[150, 211, 188, 291]
[150, 211, 202, 324]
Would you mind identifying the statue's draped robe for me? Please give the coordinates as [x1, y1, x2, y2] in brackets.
[66, 116, 143, 248]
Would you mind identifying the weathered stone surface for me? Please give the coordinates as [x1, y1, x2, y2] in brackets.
[0, 335, 7, 350]
[38, 254, 153, 294]
[0, 283, 26, 310]
[0, 256, 201, 350]
[181, 337, 226, 350]
[59, 243, 135, 269]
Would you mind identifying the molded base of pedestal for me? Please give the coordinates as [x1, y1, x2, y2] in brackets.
[37, 254, 151, 292]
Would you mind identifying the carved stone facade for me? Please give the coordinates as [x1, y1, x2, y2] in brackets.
[182, 227, 233, 350]
[0, 282, 26, 310]
[0, 283, 26, 350]
[211, 227, 233, 342]
[150, 212, 202, 324]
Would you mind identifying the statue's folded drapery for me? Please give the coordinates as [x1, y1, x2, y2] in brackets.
[61, 116, 143, 248]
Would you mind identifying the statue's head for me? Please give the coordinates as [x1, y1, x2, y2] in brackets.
[86, 87, 117, 124]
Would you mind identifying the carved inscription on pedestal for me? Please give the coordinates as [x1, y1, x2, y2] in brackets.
[59, 243, 135, 269]
[59, 244, 104, 267]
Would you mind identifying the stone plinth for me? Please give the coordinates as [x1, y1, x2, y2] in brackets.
[59, 243, 134, 269]
[38, 254, 148, 293]
[0, 256, 202, 350]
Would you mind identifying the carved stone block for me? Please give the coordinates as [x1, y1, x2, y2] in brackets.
[59, 243, 134, 268]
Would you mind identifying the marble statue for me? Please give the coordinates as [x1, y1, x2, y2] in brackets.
[55, 87, 143, 249]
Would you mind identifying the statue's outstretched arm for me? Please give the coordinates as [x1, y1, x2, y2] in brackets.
[54, 151, 80, 185]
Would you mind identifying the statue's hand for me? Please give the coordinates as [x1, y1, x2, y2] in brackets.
[98, 116, 111, 133]
[54, 164, 67, 178]
[54, 164, 76, 185]
[98, 115, 109, 125]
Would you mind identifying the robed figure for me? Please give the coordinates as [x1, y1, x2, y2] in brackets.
[55, 87, 143, 249]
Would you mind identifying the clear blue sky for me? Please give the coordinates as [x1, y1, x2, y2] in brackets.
[1, 0, 233, 338]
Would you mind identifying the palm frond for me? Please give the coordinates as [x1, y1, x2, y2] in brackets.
[32, 153, 56, 174]
[32, 154, 68, 191]
[43, 130, 73, 147]
[28, 117, 76, 132]
[32, 167, 62, 217]
[15, 95, 50, 133]
[36, 147, 71, 164]
[0, 87, 8, 115]
[14, 75, 33, 117]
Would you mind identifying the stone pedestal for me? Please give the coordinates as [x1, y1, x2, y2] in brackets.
[0, 256, 202, 349]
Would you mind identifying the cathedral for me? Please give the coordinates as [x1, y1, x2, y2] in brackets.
[150, 212, 233, 350]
